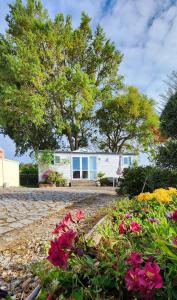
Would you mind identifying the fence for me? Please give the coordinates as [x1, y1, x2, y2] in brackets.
[20, 174, 38, 187]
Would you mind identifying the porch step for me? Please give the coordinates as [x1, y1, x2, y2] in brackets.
[71, 180, 96, 186]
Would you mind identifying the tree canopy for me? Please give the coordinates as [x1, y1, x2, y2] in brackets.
[96, 86, 159, 153]
[0, 0, 123, 154]
[156, 140, 177, 169]
[160, 91, 177, 139]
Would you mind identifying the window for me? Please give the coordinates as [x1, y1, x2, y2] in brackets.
[54, 155, 60, 164]
[123, 156, 132, 166]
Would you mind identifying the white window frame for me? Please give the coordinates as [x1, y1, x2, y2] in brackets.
[54, 155, 61, 165]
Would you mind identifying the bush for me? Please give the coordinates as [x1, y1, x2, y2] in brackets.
[20, 163, 38, 175]
[34, 194, 177, 299]
[42, 170, 64, 185]
[118, 166, 177, 197]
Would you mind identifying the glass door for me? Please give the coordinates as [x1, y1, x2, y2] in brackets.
[82, 157, 88, 179]
[72, 157, 80, 179]
[90, 157, 97, 180]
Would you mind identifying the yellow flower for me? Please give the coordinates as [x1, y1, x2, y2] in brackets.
[137, 188, 174, 203]
[137, 192, 154, 201]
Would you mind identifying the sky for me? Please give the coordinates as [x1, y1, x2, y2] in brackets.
[0, 0, 177, 163]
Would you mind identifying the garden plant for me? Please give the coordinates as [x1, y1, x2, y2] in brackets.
[34, 188, 177, 299]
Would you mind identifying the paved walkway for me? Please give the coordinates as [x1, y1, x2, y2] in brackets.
[0, 187, 116, 245]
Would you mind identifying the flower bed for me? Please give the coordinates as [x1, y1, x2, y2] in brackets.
[34, 188, 177, 299]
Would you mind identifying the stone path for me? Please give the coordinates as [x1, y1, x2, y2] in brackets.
[0, 187, 115, 248]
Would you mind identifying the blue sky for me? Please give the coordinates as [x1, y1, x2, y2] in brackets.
[0, 0, 177, 162]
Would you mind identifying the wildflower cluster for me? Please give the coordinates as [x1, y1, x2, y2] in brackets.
[125, 252, 163, 299]
[47, 210, 85, 270]
[137, 187, 177, 203]
[119, 221, 141, 234]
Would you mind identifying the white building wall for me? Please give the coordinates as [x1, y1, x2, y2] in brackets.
[38, 152, 138, 182]
[0, 159, 19, 187]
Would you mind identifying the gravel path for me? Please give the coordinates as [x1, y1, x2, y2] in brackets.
[0, 187, 116, 300]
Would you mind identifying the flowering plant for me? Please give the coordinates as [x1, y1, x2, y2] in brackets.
[34, 192, 177, 300]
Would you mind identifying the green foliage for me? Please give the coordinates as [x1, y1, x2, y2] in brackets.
[97, 172, 105, 179]
[34, 197, 177, 299]
[47, 171, 64, 184]
[156, 140, 177, 169]
[0, 1, 123, 154]
[20, 163, 38, 174]
[96, 86, 159, 153]
[160, 91, 177, 139]
[118, 165, 177, 197]
[38, 150, 54, 166]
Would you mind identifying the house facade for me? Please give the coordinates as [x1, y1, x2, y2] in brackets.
[38, 149, 138, 183]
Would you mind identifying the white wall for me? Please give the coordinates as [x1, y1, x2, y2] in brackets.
[38, 152, 138, 181]
[0, 159, 19, 187]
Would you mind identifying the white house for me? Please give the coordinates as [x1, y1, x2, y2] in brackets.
[38, 148, 138, 184]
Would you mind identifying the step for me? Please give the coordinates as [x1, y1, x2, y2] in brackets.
[71, 180, 96, 186]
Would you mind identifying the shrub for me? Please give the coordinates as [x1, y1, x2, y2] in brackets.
[42, 170, 64, 184]
[20, 163, 38, 175]
[118, 166, 177, 197]
[97, 172, 105, 179]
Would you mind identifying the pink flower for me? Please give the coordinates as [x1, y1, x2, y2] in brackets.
[46, 294, 51, 300]
[119, 221, 126, 234]
[76, 209, 85, 221]
[130, 221, 141, 233]
[171, 210, 177, 221]
[125, 267, 146, 292]
[173, 236, 177, 246]
[144, 262, 163, 289]
[47, 239, 69, 269]
[53, 213, 74, 235]
[125, 213, 131, 219]
[58, 229, 77, 249]
[127, 252, 144, 267]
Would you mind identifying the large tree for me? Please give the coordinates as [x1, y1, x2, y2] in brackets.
[96, 86, 159, 153]
[160, 91, 177, 139]
[0, 0, 123, 154]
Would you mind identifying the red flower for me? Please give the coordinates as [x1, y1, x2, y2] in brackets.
[53, 213, 74, 235]
[125, 267, 146, 292]
[46, 294, 51, 300]
[76, 209, 85, 221]
[173, 236, 177, 246]
[130, 221, 141, 232]
[53, 222, 69, 234]
[144, 262, 163, 289]
[171, 210, 177, 221]
[127, 252, 144, 267]
[47, 239, 69, 269]
[119, 221, 126, 234]
[63, 213, 74, 224]
[58, 229, 77, 249]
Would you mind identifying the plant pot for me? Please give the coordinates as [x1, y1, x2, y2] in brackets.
[39, 182, 56, 188]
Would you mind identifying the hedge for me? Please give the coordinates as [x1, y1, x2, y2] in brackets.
[118, 166, 177, 197]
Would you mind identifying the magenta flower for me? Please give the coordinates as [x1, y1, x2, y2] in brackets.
[47, 239, 69, 269]
[76, 209, 85, 221]
[171, 210, 177, 221]
[173, 236, 177, 246]
[127, 252, 144, 267]
[144, 262, 163, 289]
[58, 229, 77, 249]
[130, 221, 141, 232]
[53, 213, 74, 235]
[119, 221, 126, 234]
[148, 218, 159, 223]
[167, 210, 177, 221]
[125, 267, 146, 292]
